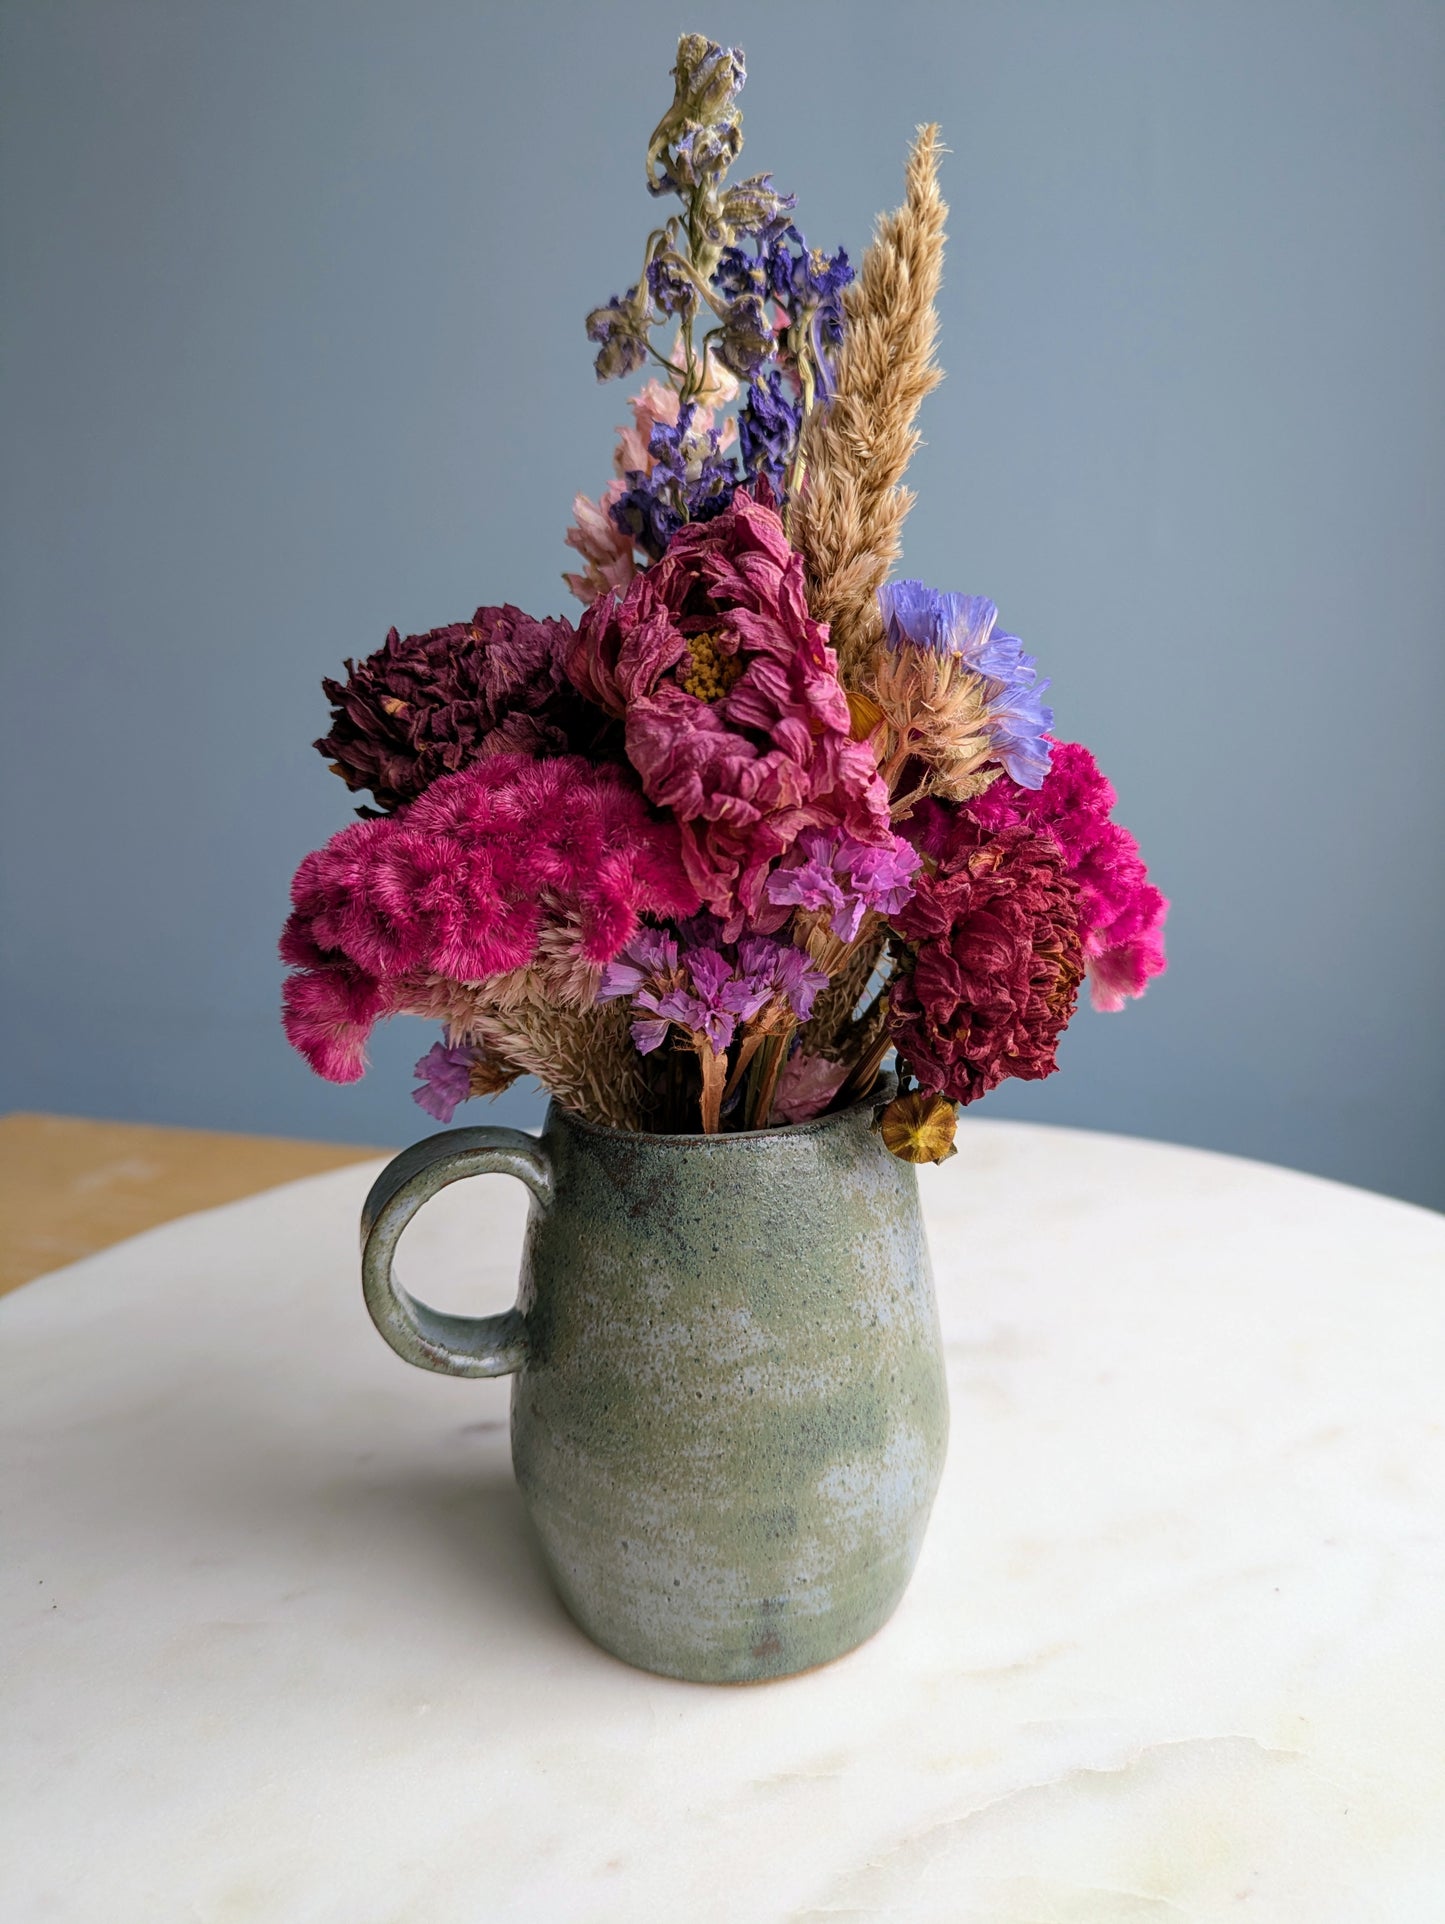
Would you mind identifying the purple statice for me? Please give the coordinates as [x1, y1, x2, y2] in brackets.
[878, 581, 1055, 790]
[763, 941, 829, 1022]
[609, 405, 740, 561]
[598, 920, 825, 1056]
[738, 371, 803, 493]
[412, 1042, 479, 1124]
[765, 830, 922, 941]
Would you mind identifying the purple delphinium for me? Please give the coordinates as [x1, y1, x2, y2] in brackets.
[738, 371, 803, 494]
[878, 580, 1055, 790]
[765, 227, 852, 397]
[610, 406, 740, 561]
[412, 1042, 480, 1124]
[584, 287, 651, 382]
[765, 830, 922, 940]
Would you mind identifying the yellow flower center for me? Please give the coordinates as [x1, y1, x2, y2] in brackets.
[678, 630, 744, 702]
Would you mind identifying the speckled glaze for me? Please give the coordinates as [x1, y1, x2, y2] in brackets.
[360, 1082, 949, 1683]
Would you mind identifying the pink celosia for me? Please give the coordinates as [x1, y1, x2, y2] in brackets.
[567, 491, 893, 938]
[965, 739, 1168, 1011]
[614, 378, 684, 477]
[563, 479, 639, 607]
[280, 754, 700, 1081]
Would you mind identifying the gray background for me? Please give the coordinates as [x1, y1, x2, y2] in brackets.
[2, 0, 1441, 1208]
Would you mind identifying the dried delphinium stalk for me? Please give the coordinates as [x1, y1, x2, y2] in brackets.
[790, 125, 948, 684]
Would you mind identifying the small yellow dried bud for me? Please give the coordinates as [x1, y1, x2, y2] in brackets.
[879, 1092, 958, 1164]
[380, 696, 409, 717]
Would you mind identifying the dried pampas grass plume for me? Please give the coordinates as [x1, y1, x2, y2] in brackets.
[792, 125, 947, 683]
[466, 997, 652, 1133]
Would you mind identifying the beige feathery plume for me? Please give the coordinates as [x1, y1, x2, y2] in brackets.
[397, 957, 647, 1130]
[791, 125, 948, 683]
[466, 997, 651, 1132]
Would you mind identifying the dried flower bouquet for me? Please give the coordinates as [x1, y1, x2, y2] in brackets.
[282, 35, 1167, 1161]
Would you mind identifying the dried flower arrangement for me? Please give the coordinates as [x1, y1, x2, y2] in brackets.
[281, 35, 1167, 1161]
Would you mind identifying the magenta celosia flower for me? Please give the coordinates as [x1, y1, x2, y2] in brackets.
[281, 965, 395, 1085]
[280, 754, 700, 1082]
[889, 811, 1083, 1104]
[567, 491, 893, 938]
[965, 739, 1168, 1011]
[765, 828, 921, 940]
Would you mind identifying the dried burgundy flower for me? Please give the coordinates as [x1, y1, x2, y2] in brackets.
[316, 604, 583, 813]
[888, 812, 1083, 1105]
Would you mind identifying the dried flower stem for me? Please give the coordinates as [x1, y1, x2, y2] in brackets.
[837, 1000, 893, 1103]
[791, 126, 947, 683]
[745, 1021, 796, 1129]
[806, 927, 886, 1061]
[697, 1040, 726, 1133]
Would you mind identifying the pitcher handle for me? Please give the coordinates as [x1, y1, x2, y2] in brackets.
[359, 1125, 554, 1378]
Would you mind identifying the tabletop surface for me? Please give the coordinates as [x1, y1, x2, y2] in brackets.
[2, 1120, 1442, 1922]
[0, 1112, 382, 1294]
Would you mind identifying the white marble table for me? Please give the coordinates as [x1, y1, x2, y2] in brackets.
[2, 1121, 1442, 1922]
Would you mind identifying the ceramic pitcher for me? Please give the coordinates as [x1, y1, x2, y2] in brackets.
[360, 1083, 949, 1683]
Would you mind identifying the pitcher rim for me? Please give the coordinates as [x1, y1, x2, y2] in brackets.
[548, 1071, 898, 1149]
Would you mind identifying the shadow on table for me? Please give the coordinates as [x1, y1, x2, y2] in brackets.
[35, 1363, 583, 1659]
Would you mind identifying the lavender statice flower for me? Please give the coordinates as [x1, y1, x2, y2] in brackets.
[412, 1042, 482, 1123]
[765, 830, 922, 941]
[598, 920, 825, 1056]
[877, 581, 1054, 790]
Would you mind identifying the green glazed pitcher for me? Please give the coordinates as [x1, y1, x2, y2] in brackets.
[360, 1082, 949, 1683]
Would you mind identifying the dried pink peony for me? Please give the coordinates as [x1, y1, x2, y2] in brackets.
[280, 754, 700, 1081]
[964, 739, 1168, 1011]
[567, 491, 893, 938]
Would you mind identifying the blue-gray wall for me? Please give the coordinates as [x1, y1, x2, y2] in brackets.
[3, 1, 1442, 1209]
